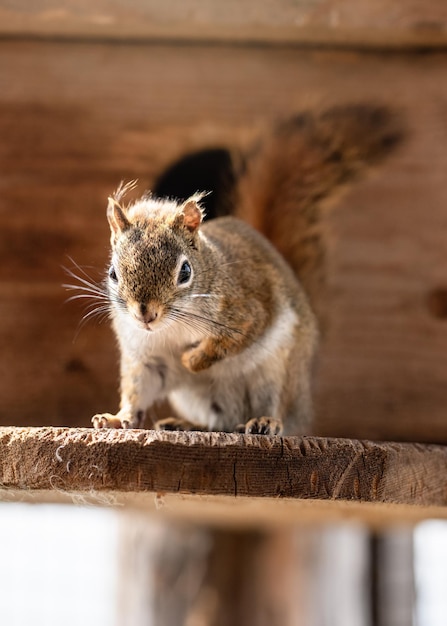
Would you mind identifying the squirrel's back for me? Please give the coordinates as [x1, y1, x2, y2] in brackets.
[202, 215, 317, 336]
[202, 215, 303, 297]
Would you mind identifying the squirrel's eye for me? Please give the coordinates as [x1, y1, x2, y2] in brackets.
[108, 265, 118, 282]
[177, 260, 192, 286]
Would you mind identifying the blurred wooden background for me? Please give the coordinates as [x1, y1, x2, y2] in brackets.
[1, 3, 447, 444]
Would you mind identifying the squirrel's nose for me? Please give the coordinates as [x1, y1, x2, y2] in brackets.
[139, 303, 158, 324]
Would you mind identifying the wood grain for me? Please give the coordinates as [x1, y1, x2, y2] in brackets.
[1, 1, 447, 49]
[1, 428, 447, 527]
[1, 40, 447, 443]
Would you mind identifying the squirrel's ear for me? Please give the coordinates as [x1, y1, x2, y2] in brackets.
[180, 197, 204, 234]
[107, 197, 130, 238]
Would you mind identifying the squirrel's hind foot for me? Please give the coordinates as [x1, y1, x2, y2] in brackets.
[154, 417, 207, 432]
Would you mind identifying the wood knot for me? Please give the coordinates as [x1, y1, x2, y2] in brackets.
[427, 288, 447, 319]
[65, 358, 88, 373]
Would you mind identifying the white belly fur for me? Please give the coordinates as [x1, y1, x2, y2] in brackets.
[114, 305, 299, 429]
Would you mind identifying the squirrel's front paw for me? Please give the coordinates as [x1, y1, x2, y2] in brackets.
[92, 412, 132, 429]
[181, 345, 213, 373]
[244, 417, 283, 436]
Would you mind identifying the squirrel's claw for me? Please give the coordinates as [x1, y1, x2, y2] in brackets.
[92, 413, 130, 429]
[244, 416, 283, 436]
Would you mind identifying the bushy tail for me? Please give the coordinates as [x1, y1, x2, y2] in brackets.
[234, 105, 404, 313]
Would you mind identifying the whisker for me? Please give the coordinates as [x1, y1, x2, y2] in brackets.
[63, 280, 105, 292]
[63, 260, 111, 340]
[64, 290, 108, 302]
[170, 307, 249, 338]
[188, 312, 248, 337]
[80, 306, 111, 324]
[63, 263, 107, 295]
[63, 274, 106, 294]
[173, 307, 279, 359]
[64, 256, 103, 279]
[219, 258, 257, 267]
[71, 310, 111, 343]
[62, 284, 107, 297]
[167, 310, 211, 336]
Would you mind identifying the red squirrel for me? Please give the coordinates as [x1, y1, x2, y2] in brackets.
[86, 105, 401, 435]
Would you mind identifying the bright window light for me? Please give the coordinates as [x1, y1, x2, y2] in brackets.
[414, 520, 447, 626]
[0, 503, 119, 626]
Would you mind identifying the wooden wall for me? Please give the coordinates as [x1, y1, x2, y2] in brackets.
[1, 1, 447, 48]
[1, 12, 447, 444]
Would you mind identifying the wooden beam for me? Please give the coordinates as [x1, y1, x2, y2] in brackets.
[1, 1, 447, 49]
[1, 427, 447, 527]
[1, 40, 447, 443]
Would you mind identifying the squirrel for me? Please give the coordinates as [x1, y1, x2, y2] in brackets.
[89, 104, 402, 435]
[91, 186, 317, 435]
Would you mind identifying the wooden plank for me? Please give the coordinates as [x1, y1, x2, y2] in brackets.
[1, 1, 447, 49]
[1, 40, 447, 442]
[1, 428, 447, 527]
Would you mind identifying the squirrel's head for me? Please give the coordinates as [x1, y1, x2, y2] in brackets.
[106, 183, 207, 332]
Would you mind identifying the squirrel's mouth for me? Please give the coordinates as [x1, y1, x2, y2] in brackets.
[137, 319, 157, 332]
[129, 302, 163, 331]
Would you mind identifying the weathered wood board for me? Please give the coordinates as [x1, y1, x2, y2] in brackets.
[1, 1, 447, 49]
[1, 428, 447, 527]
[1, 40, 447, 443]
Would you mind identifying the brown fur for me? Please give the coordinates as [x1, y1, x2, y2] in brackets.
[235, 105, 403, 319]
